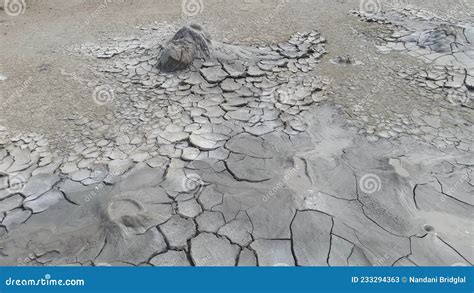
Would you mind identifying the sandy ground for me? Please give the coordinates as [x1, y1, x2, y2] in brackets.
[2, 0, 471, 135]
[0, 0, 351, 133]
[1, 0, 471, 134]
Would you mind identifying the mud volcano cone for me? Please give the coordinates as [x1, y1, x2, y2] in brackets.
[158, 24, 212, 72]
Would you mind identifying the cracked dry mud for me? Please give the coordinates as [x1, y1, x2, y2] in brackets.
[0, 2, 473, 267]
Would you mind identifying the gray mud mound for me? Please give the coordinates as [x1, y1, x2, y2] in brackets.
[353, 7, 473, 108]
[158, 24, 212, 72]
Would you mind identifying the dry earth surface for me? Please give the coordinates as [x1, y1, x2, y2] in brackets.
[0, 0, 472, 266]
